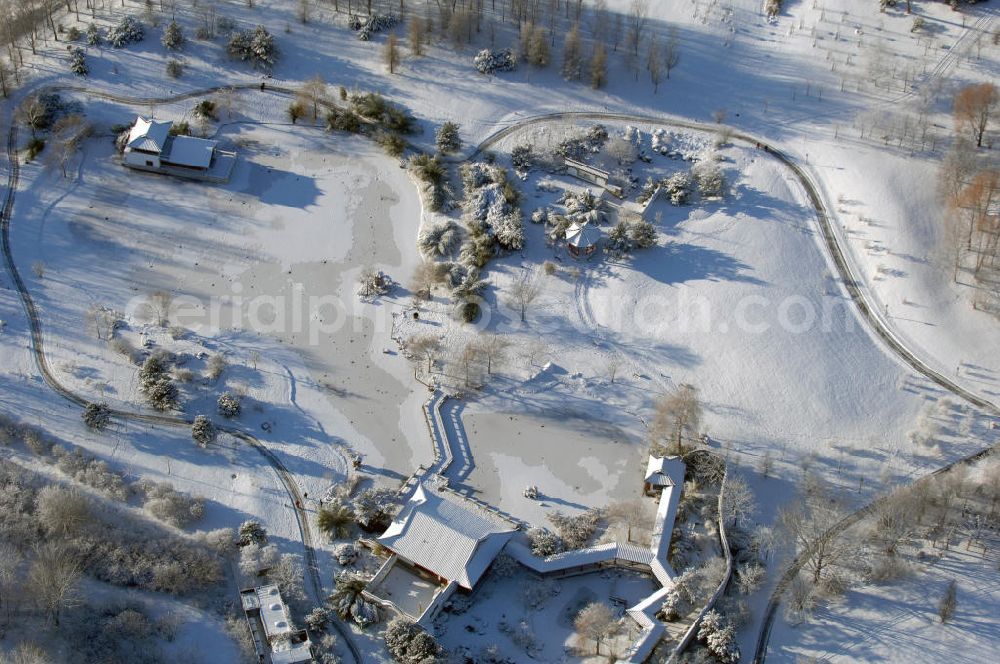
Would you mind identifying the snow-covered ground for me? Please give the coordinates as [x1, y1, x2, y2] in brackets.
[2, 0, 1000, 661]
[771, 544, 1000, 664]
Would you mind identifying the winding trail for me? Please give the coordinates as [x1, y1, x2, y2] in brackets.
[0, 91, 362, 664]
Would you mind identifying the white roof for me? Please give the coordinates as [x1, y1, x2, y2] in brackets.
[378, 483, 516, 589]
[254, 584, 293, 640]
[565, 157, 609, 178]
[163, 134, 217, 169]
[126, 116, 172, 153]
[645, 455, 685, 486]
[565, 221, 601, 248]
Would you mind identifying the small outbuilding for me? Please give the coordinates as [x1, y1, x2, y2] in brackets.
[643, 455, 685, 496]
[565, 221, 601, 259]
[122, 116, 236, 183]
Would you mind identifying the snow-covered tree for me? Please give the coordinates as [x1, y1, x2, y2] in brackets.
[86, 23, 101, 46]
[665, 171, 693, 205]
[384, 617, 441, 662]
[649, 384, 702, 455]
[527, 527, 564, 556]
[333, 542, 358, 566]
[228, 26, 277, 69]
[474, 48, 516, 74]
[574, 602, 620, 656]
[549, 509, 601, 549]
[108, 16, 144, 48]
[239, 542, 280, 578]
[735, 561, 765, 595]
[511, 144, 533, 176]
[417, 219, 460, 257]
[145, 378, 179, 411]
[697, 610, 740, 663]
[68, 48, 87, 76]
[357, 267, 392, 299]
[36, 485, 93, 537]
[191, 415, 216, 447]
[349, 14, 399, 41]
[329, 572, 380, 627]
[317, 503, 354, 540]
[693, 160, 725, 198]
[306, 606, 332, 632]
[28, 542, 82, 626]
[505, 268, 541, 322]
[238, 519, 268, 546]
[162, 20, 184, 50]
[217, 392, 242, 418]
[350, 488, 396, 530]
[436, 121, 461, 154]
[526, 24, 549, 67]
[628, 218, 657, 248]
[82, 402, 111, 429]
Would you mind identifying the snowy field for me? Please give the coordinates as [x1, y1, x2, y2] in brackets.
[1, 0, 999, 661]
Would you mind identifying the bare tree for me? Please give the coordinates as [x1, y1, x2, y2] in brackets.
[299, 75, 327, 122]
[408, 334, 441, 373]
[0, 542, 23, 623]
[384, 32, 400, 74]
[610, 12, 623, 53]
[16, 93, 47, 137]
[868, 490, 918, 556]
[36, 485, 93, 536]
[574, 602, 620, 655]
[954, 83, 998, 148]
[409, 15, 425, 56]
[626, 0, 648, 56]
[757, 450, 774, 478]
[455, 340, 484, 388]
[28, 542, 82, 626]
[664, 26, 680, 79]
[606, 356, 621, 383]
[938, 579, 957, 622]
[506, 268, 542, 322]
[477, 333, 511, 374]
[778, 475, 854, 586]
[648, 384, 702, 455]
[147, 290, 173, 326]
[646, 33, 661, 93]
[721, 476, 756, 528]
[46, 114, 90, 178]
[607, 499, 645, 542]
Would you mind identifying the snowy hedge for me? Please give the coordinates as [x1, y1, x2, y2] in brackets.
[460, 162, 525, 252]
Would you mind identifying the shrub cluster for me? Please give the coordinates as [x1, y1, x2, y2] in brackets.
[108, 15, 144, 48]
[474, 48, 517, 75]
[349, 14, 398, 41]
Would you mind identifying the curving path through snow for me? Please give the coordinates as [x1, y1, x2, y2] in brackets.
[0, 95, 362, 664]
